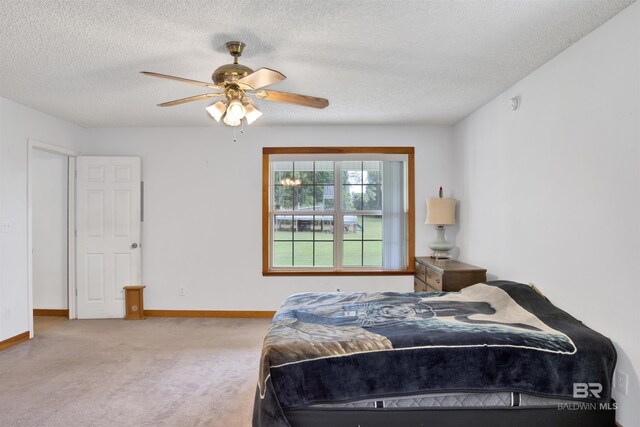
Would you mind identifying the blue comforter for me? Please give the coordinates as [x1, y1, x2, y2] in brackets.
[252, 281, 616, 427]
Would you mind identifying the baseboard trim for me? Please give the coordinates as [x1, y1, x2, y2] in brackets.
[0, 331, 30, 351]
[33, 309, 69, 317]
[144, 310, 276, 319]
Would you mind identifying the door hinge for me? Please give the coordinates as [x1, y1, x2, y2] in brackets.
[75, 288, 78, 296]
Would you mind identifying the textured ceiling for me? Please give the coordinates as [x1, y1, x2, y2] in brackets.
[0, 0, 635, 127]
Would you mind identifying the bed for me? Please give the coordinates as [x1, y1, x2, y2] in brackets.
[252, 281, 617, 427]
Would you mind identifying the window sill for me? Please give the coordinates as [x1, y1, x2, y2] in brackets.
[262, 269, 415, 277]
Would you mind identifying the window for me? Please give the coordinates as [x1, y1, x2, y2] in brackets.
[262, 147, 414, 275]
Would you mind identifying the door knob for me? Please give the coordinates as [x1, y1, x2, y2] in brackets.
[131, 243, 138, 249]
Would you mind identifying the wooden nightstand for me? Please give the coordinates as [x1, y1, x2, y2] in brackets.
[414, 257, 486, 292]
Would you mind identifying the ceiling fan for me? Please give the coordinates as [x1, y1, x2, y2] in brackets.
[141, 41, 329, 127]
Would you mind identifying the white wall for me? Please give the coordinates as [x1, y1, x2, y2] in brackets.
[453, 2, 639, 425]
[0, 97, 83, 341]
[32, 149, 68, 310]
[83, 125, 455, 311]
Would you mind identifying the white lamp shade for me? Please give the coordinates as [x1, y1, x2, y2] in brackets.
[425, 198, 456, 225]
[206, 101, 226, 122]
[244, 103, 262, 124]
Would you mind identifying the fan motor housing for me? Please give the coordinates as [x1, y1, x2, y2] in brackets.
[212, 63, 253, 85]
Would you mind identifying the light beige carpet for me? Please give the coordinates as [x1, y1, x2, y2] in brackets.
[0, 317, 271, 427]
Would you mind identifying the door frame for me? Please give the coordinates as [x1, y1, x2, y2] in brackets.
[27, 139, 77, 338]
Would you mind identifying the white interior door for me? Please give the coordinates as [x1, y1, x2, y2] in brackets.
[76, 157, 141, 318]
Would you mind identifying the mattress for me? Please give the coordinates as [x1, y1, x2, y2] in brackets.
[308, 391, 575, 409]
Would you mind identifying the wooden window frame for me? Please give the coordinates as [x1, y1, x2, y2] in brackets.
[262, 147, 415, 276]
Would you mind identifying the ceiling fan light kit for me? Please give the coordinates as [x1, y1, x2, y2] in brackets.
[142, 40, 328, 133]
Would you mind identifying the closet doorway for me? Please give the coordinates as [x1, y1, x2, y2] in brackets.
[28, 140, 76, 337]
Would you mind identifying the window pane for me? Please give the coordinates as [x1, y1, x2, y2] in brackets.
[274, 161, 293, 183]
[343, 215, 361, 240]
[314, 215, 334, 240]
[293, 161, 314, 184]
[274, 185, 293, 211]
[363, 241, 382, 267]
[363, 185, 382, 210]
[314, 242, 333, 267]
[314, 161, 334, 184]
[294, 185, 314, 209]
[273, 215, 293, 240]
[343, 240, 362, 266]
[343, 214, 382, 267]
[362, 215, 382, 240]
[341, 161, 363, 184]
[342, 185, 363, 210]
[363, 161, 382, 184]
[273, 241, 292, 267]
[293, 242, 313, 267]
[292, 215, 314, 239]
[314, 185, 334, 210]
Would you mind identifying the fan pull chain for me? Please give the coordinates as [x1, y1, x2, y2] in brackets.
[233, 125, 237, 143]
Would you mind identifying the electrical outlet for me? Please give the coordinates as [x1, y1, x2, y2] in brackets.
[615, 370, 629, 396]
[179, 287, 186, 297]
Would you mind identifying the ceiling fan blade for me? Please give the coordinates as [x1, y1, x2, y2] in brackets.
[255, 90, 329, 109]
[157, 93, 223, 107]
[141, 71, 220, 89]
[238, 68, 286, 90]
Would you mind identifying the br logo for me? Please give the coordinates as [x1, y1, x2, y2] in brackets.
[573, 383, 602, 399]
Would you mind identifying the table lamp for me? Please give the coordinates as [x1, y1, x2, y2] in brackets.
[425, 188, 456, 259]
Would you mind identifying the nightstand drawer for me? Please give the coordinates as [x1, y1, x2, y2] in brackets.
[414, 278, 427, 292]
[414, 261, 426, 282]
[414, 257, 486, 293]
[426, 269, 443, 291]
